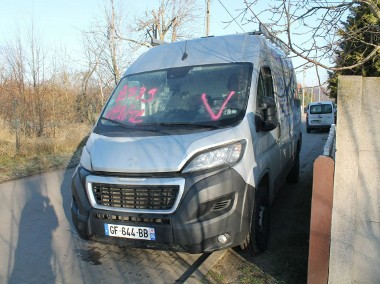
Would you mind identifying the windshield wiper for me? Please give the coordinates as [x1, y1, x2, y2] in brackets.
[100, 117, 131, 128]
[100, 118, 218, 131]
[100, 117, 159, 132]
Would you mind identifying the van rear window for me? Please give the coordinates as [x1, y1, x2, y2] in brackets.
[310, 104, 332, 114]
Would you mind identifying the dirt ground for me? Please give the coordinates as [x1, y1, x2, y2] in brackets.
[203, 129, 327, 284]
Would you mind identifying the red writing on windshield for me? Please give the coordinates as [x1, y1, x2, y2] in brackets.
[106, 85, 158, 123]
[105, 105, 144, 123]
[116, 85, 157, 103]
[202, 91, 236, 120]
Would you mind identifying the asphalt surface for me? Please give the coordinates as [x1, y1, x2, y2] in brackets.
[0, 119, 328, 284]
[0, 165, 226, 284]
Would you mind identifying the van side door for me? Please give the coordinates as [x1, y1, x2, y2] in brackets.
[270, 57, 293, 178]
[254, 66, 282, 191]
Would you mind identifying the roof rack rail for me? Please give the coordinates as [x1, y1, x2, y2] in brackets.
[248, 30, 262, 36]
[252, 23, 290, 55]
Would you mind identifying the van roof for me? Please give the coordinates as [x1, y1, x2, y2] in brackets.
[125, 33, 289, 75]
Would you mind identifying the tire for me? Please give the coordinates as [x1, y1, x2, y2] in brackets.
[241, 185, 270, 256]
[76, 230, 90, 241]
[287, 152, 300, 183]
[306, 119, 311, 133]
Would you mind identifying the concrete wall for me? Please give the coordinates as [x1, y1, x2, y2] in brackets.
[329, 76, 380, 283]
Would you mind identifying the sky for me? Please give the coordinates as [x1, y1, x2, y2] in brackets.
[0, 0, 328, 86]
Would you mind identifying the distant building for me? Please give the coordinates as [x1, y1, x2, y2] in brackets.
[297, 83, 334, 103]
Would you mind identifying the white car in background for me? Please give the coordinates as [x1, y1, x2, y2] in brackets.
[306, 101, 335, 133]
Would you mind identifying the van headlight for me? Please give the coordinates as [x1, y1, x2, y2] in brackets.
[182, 141, 246, 173]
[80, 147, 92, 171]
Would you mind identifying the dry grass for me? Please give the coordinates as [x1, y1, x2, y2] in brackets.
[202, 250, 278, 284]
[0, 123, 91, 182]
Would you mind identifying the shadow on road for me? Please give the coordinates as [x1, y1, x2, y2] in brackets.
[8, 179, 58, 284]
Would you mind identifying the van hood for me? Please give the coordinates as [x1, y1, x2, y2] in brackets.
[86, 129, 243, 173]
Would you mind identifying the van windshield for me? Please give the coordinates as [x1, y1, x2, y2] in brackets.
[97, 63, 252, 134]
[310, 104, 333, 114]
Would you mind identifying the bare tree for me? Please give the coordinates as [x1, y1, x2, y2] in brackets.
[79, 0, 137, 123]
[26, 21, 49, 136]
[81, 0, 136, 88]
[1, 21, 82, 140]
[1, 30, 27, 153]
[238, 0, 380, 74]
[137, 0, 202, 44]
[79, 0, 202, 118]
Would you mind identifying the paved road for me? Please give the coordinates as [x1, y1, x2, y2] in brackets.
[0, 119, 328, 284]
[0, 166, 222, 284]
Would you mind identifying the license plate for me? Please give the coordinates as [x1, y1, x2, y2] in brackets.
[104, 224, 156, 240]
[311, 119, 321, 124]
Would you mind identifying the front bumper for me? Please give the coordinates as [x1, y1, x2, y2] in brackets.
[308, 124, 331, 130]
[71, 166, 254, 253]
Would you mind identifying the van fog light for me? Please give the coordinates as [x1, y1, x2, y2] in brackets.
[217, 234, 230, 244]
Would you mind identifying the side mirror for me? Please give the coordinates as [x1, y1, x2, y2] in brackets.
[255, 97, 278, 132]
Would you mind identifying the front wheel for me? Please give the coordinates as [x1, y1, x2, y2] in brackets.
[241, 186, 270, 256]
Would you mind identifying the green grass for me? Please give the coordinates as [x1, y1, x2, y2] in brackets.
[238, 264, 277, 284]
[203, 270, 226, 283]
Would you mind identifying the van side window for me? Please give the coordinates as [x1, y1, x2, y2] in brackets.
[257, 67, 274, 104]
[255, 67, 277, 132]
[263, 67, 274, 98]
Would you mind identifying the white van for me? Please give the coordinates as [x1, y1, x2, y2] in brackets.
[306, 101, 335, 133]
[71, 31, 302, 256]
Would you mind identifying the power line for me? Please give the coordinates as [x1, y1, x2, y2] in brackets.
[217, 0, 246, 33]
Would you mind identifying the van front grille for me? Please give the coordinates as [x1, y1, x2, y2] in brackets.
[91, 183, 179, 210]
